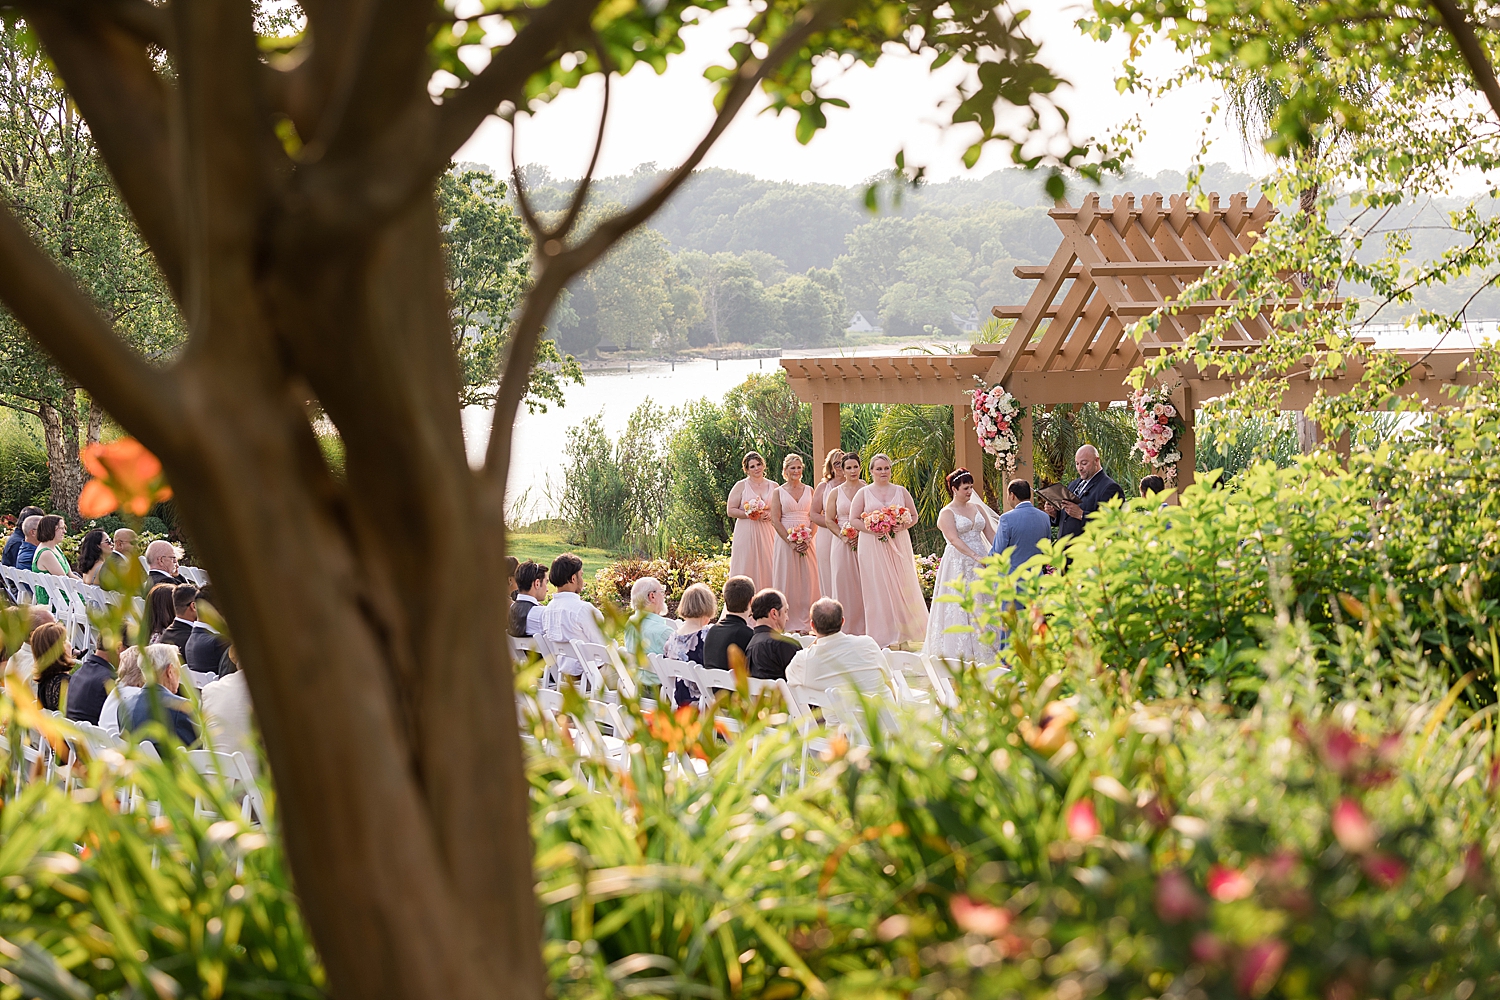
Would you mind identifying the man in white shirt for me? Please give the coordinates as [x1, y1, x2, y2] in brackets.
[542, 553, 605, 677]
[786, 598, 891, 695]
[201, 648, 258, 775]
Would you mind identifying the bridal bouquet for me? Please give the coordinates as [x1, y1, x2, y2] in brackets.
[786, 523, 813, 554]
[862, 504, 913, 542]
[742, 496, 769, 520]
[840, 524, 859, 549]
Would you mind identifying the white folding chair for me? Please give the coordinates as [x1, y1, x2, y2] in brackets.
[921, 653, 959, 709]
[186, 748, 265, 825]
[649, 654, 698, 708]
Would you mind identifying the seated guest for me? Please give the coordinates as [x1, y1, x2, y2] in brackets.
[7, 605, 55, 684]
[626, 577, 675, 657]
[505, 556, 519, 599]
[100, 647, 144, 737]
[66, 644, 116, 726]
[184, 585, 233, 676]
[508, 561, 547, 637]
[158, 585, 198, 655]
[1139, 475, 1169, 509]
[110, 528, 137, 568]
[786, 598, 890, 695]
[746, 588, 801, 681]
[664, 583, 717, 665]
[145, 540, 185, 587]
[704, 576, 756, 672]
[14, 515, 40, 580]
[145, 584, 176, 643]
[30, 515, 71, 605]
[2, 506, 41, 568]
[541, 553, 605, 678]
[201, 646, 256, 774]
[77, 529, 113, 586]
[122, 643, 198, 751]
[29, 622, 75, 711]
[660, 582, 715, 707]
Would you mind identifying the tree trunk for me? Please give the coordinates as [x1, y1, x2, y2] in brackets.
[37, 396, 85, 523]
[1295, 411, 1319, 453]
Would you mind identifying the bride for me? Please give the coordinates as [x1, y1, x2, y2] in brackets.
[924, 468, 999, 664]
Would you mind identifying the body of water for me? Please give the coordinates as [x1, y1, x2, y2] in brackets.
[464, 344, 961, 522]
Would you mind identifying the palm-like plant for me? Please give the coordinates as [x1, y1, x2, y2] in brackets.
[1031, 403, 1148, 494]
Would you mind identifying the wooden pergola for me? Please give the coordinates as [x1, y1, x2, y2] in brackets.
[783, 191, 1481, 497]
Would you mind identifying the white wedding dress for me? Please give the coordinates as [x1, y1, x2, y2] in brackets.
[924, 508, 996, 664]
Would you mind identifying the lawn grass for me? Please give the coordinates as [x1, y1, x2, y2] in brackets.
[508, 522, 626, 569]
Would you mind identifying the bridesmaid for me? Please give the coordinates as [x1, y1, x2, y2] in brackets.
[824, 451, 867, 635]
[727, 451, 777, 590]
[770, 453, 821, 632]
[850, 453, 929, 649]
[810, 448, 843, 597]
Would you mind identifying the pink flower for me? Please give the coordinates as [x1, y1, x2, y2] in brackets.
[1235, 939, 1289, 997]
[950, 895, 1012, 937]
[1361, 852, 1406, 889]
[1206, 864, 1254, 902]
[1331, 798, 1376, 853]
[1066, 800, 1101, 840]
[1191, 931, 1229, 964]
[1154, 870, 1205, 923]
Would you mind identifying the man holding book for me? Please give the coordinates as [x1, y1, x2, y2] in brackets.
[1042, 444, 1124, 540]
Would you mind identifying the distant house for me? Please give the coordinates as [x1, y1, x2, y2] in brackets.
[950, 307, 981, 334]
[846, 311, 882, 333]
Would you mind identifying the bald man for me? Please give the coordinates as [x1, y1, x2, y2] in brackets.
[1041, 444, 1124, 541]
[145, 539, 186, 588]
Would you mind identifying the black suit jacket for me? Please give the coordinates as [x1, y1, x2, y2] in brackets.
[1053, 470, 1125, 538]
[159, 619, 193, 656]
[148, 569, 185, 590]
[703, 615, 755, 672]
[66, 652, 115, 725]
[746, 626, 801, 681]
[185, 629, 233, 677]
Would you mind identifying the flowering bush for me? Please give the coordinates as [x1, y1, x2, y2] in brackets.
[970, 378, 1025, 472]
[590, 552, 731, 615]
[1129, 384, 1186, 483]
[914, 552, 940, 604]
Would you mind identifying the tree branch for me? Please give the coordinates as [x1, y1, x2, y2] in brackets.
[22, 3, 187, 297]
[479, 0, 848, 501]
[0, 399, 44, 420]
[0, 199, 184, 455]
[1430, 0, 1500, 123]
[546, 49, 612, 243]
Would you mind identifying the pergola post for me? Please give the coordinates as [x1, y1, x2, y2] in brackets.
[1013, 408, 1034, 509]
[811, 402, 840, 469]
[953, 401, 987, 490]
[1175, 384, 1196, 496]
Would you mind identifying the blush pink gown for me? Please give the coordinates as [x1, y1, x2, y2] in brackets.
[828, 486, 866, 636]
[771, 484, 821, 632]
[729, 478, 776, 590]
[812, 479, 836, 595]
[854, 483, 929, 649]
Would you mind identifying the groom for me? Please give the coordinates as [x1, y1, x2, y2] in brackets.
[1043, 444, 1124, 540]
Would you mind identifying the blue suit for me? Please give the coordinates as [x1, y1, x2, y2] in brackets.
[991, 500, 1052, 572]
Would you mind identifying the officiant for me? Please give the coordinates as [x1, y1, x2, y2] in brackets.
[1043, 444, 1124, 540]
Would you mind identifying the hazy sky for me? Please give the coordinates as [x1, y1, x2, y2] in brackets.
[456, 2, 1265, 188]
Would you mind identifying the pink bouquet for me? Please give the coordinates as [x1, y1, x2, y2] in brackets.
[862, 504, 913, 542]
[840, 524, 859, 549]
[786, 523, 813, 555]
[742, 496, 769, 520]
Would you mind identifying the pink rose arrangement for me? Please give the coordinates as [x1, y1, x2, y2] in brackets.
[862, 504, 913, 542]
[742, 495, 769, 520]
[969, 378, 1023, 472]
[1129, 385, 1185, 484]
[785, 523, 813, 555]
[840, 524, 859, 549]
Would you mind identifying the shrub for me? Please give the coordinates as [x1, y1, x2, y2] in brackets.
[560, 403, 674, 553]
[0, 412, 49, 515]
[591, 552, 731, 615]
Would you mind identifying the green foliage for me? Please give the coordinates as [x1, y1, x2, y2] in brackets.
[560, 403, 674, 553]
[0, 409, 48, 514]
[527, 590, 1500, 1000]
[438, 166, 581, 412]
[590, 553, 731, 616]
[1031, 403, 1147, 494]
[1195, 409, 1301, 478]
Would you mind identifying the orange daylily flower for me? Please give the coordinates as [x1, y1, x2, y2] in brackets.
[78, 438, 172, 518]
